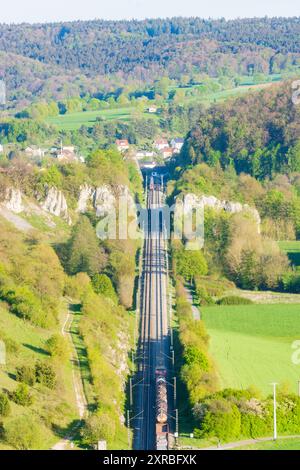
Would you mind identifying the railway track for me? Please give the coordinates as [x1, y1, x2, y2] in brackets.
[133, 179, 170, 450]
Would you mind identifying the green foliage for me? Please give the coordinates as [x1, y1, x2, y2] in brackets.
[81, 412, 116, 447]
[196, 400, 241, 441]
[4, 416, 44, 450]
[67, 216, 107, 276]
[16, 365, 36, 386]
[217, 296, 254, 305]
[92, 274, 117, 302]
[35, 361, 56, 389]
[11, 383, 33, 407]
[173, 245, 208, 282]
[45, 334, 69, 359]
[0, 393, 11, 417]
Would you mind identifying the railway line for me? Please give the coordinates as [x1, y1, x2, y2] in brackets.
[133, 176, 171, 450]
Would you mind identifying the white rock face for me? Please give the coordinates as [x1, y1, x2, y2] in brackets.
[93, 186, 117, 217]
[182, 193, 261, 232]
[76, 184, 136, 217]
[41, 187, 72, 225]
[3, 188, 24, 213]
[77, 184, 94, 213]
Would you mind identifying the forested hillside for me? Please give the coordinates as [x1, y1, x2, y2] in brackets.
[0, 17, 299, 108]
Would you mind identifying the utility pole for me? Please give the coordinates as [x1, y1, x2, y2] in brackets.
[127, 410, 131, 449]
[129, 378, 133, 407]
[173, 377, 177, 405]
[271, 383, 278, 441]
[175, 409, 179, 440]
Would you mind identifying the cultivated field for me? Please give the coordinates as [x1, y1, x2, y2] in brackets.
[202, 304, 300, 395]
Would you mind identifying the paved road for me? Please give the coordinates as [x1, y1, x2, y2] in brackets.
[133, 183, 170, 450]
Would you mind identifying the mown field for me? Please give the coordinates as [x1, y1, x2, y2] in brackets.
[202, 304, 300, 395]
[235, 437, 300, 450]
[278, 241, 300, 269]
[46, 106, 137, 131]
[46, 77, 281, 131]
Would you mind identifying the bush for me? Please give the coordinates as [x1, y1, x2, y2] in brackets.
[45, 334, 69, 359]
[217, 296, 254, 305]
[0, 393, 10, 417]
[81, 412, 116, 447]
[16, 365, 36, 386]
[35, 361, 56, 389]
[197, 399, 241, 442]
[11, 383, 33, 407]
[92, 274, 117, 302]
[4, 416, 44, 449]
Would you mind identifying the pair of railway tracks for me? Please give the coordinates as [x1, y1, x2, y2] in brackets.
[134, 180, 170, 450]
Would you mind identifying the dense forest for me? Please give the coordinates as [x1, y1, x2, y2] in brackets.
[0, 17, 299, 108]
[177, 82, 300, 179]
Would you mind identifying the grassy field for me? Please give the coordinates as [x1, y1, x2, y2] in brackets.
[46, 106, 141, 130]
[278, 241, 300, 269]
[236, 437, 300, 450]
[0, 303, 78, 449]
[202, 304, 300, 395]
[46, 79, 280, 131]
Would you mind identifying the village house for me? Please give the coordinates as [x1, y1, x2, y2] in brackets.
[147, 106, 158, 114]
[0, 144, 3, 153]
[25, 146, 46, 158]
[154, 138, 169, 151]
[170, 138, 184, 153]
[116, 139, 130, 152]
[162, 147, 174, 159]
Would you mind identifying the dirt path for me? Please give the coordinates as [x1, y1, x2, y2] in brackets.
[52, 308, 88, 450]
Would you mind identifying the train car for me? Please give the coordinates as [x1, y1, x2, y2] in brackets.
[155, 367, 168, 450]
[155, 367, 168, 424]
[156, 422, 169, 451]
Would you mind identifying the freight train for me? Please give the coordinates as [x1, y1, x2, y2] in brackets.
[155, 367, 169, 450]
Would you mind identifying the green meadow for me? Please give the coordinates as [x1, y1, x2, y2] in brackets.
[202, 304, 300, 395]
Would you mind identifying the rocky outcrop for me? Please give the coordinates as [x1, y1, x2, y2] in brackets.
[41, 187, 72, 225]
[3, 188, 24, 213]
[77, 184, 94, 213]
[77, 184, 136, 217]
[181, 193, 261, 232]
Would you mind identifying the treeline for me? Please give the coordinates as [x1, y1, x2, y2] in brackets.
[0, 17, 299, 109]
[0, 17, 299, 74]
[193, 388, 300, 442]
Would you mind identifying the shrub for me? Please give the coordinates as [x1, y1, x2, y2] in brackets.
[0, 393, 10, 417]
[45, 334, 69, 359]
[16, 365, 36, 386]
[197, 399, 241, 442]
[35, 361, 56, 389]
[81, 412, 116, 447]
[92, 274, 117, 302]
[11, 383, 33, 407]
[217, 296, 254, 305]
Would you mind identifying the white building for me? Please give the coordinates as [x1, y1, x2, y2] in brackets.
[154, 139, 169, 151]
[171, 138, 184, 152]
